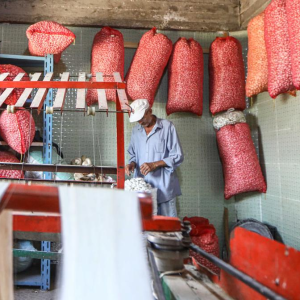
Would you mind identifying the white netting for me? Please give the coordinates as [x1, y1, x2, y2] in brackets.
[212, 108, 246, 130]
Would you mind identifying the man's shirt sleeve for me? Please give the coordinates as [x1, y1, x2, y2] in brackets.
[163, 123, 184, 172]
[127, 128, 136, 164]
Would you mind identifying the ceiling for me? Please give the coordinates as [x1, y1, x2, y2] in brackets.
[0, 0, 270, 32]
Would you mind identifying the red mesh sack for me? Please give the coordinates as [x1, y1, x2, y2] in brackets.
[184, 216, 220, 274]
[246, 13, 268, 97]
[209, 37, 245, 115]
[191, 227, 220, 274]
[125, 28, 172, 107]
[0, 151, 23, 179]
[286, 0, 300, 90]
[183, 216, 209, 236]
[265, 0, 294, 98]
[217, 123, 267, 199]
[86, 27, 124, 106]
[0, 65, 30, 105]
[167, 38, 203, 116]
[0, 110, 35, 154]
[26, 21, 75, 63]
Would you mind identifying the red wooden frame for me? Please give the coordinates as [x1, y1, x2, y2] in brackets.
[1, 183, 181, 232]
[0, 81, 126, 89]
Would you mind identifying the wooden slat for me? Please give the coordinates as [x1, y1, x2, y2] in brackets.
[0, 73, 25, 107]
[113, 72, 129, 112]
[76, 72, 86, 109]
[15, 72, 42, 108]
[30, 72, 54, 111]
[0, 73, 9, 82]
[0, 210, 13, 300]
[96, 72, 108, 110]
[53, 72, 70, 110]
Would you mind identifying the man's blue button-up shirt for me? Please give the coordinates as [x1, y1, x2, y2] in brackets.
[127, 117, 184, 203]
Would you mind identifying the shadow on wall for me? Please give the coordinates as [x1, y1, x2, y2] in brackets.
[246, 112, 267, 184]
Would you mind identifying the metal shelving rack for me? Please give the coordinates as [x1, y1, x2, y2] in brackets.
[0, 53, 53, 289]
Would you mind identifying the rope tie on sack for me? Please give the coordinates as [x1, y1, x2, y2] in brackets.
[212, 108, 246, 130]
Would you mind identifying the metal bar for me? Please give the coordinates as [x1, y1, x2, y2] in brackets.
[13, 249, 60, 260]
[30, 72, 54, 111]
[189, 244, 286, 300]
[0, 141, 43, 146]
[148, 248, 167, 300]
[116, 95, 125, 189]
[113, 72, 130, 111]
[0, 73, 25, 107]
[0, 162, 117, 174]
[96, 72, 108, 110]
[15, 73, 42, 107]
[53, 72, 70, 110]
[41, 241, 51, 290]
[0, 81, 126, 89]
[76, 72, 86, 109]
[1, 178, 114, 185]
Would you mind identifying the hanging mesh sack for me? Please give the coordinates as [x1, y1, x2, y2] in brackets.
[0, 151, 23, 178]
[125, 28, 173, 107]
[209, 37, 245, 115]
[0, 64, 30, 105]
[167, 38, 203, 116]
[216, 120, 267, 199]
[0, 110, 35, 154]
[246, 13, 268, 97]
[183, 216, 220, 274]
[86, 27, 124, 106]
[264, 0, 294, 98]
[286, 0, 300, 90]
[26, 21, 75, 63]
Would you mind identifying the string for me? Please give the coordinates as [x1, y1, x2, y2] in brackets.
[91, 116, 96, 180]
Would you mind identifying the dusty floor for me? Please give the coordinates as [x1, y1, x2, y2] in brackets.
[15, 287, 57, 300]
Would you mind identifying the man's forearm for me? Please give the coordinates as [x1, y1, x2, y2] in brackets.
[153, 160, 167, 169]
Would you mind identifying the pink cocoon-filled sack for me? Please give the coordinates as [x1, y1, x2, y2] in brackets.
[246, 13, 268, 97]
[125, 28, 173, 107]
[209, 37, 246, 115]
[167, 38, 203, 116]
[26, 21, 75, 63]
[0, 110, 35, 154]
[217, 123, 267, 199]
[265, 0, 294, 98]
[286, 0, 300, 90]
[0, 151, 23, 179]
[0, 64, 30, 105]
[86, 27, 124, 106]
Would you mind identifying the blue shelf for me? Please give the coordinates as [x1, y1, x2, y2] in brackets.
[0, 54, 45, 68]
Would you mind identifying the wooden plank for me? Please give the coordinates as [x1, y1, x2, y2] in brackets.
[76, 72, 86, 109]
[0, 210, 13, 300]
[0, 73, 9, 82]
[30, 72, 54, 111]
[96, 72, 108, 110]
[113, 72, 129, 112]
[53, 72, 70, 110]
[15, 72, 42, 108]
[218, 227, 300, 300]
[0, 73, 25, 107]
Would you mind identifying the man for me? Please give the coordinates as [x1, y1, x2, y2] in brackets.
[125, 99, 184, 217]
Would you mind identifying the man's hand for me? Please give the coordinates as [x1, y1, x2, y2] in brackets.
[125, 162, 136, 176]
[140, 162, 157, 176]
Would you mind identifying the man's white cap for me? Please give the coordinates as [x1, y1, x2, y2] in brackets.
[129, 99, 150, 122]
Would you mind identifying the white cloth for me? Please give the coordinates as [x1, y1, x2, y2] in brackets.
[58, 186, 152, 300]
[0, 183, 11, 207]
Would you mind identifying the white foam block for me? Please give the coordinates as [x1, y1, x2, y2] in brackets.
[58, 186, 152, 300]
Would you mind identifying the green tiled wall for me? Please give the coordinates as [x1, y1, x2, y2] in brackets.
[0, 23, 241, 252]
[250, 91, 300, 250]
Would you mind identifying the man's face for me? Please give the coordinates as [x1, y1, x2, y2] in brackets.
[138, 109, 152, 127]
